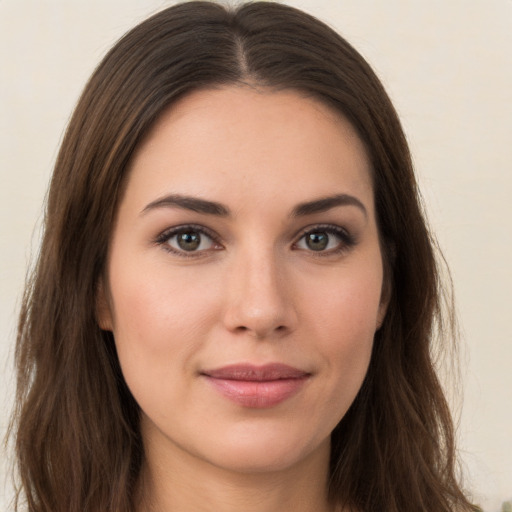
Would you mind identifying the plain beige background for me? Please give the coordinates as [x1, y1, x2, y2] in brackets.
[1, 1, 511, 510]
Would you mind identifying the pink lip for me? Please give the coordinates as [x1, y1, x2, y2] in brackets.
[201, 364, 310, 408]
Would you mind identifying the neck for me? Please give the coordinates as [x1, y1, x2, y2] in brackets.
[137, 424, 336, 512]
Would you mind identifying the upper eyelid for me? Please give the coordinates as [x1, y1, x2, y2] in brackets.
[156, 224, 220, 242]
[293, 223, 351, 239]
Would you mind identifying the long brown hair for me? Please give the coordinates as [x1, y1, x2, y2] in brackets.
[11, 2, 475, 511]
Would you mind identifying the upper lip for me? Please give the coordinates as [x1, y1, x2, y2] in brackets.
[201, 363, 310, 381]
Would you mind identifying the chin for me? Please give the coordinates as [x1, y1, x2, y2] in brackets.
[197, 425, 331, 475]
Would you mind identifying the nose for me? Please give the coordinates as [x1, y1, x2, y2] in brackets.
[222, 249, 298, 339]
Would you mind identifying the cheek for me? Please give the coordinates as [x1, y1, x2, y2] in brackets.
[318, 291, 376, 382]
[302, 257, 383, 399]
[107, 261, 223, 400]
[107, 268, 224, 432]
[110, 259, 220, 346]
[307, 254, 384, 340]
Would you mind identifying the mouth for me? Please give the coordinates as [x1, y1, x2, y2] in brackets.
[201, 363, 311, 408]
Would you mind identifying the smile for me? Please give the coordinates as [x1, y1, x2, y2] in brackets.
[201, 363, 311, 408]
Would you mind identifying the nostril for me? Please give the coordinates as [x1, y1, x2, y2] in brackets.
[222, 291, 298, 338]
[231, 324, 288, 337]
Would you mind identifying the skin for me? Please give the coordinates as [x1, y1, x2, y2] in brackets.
[98, 86, 388, 512]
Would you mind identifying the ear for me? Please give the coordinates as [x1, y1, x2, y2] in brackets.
[376, 294, 389, 330]
[375, 265, 393, 330]
[376, 241, 395, 330]
[96, 278, 113, 332]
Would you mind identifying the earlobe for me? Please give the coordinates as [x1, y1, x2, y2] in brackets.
[96, 279, 113, 332]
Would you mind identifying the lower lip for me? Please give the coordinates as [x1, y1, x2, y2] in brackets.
[204, 376, 309, 408]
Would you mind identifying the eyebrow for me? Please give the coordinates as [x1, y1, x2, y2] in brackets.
[291, 194, 367, 218]
[141, 194, 230, 216]
[141, 192, 367, 218]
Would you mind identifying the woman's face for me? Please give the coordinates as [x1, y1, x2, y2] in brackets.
[99, 86, 387, 475]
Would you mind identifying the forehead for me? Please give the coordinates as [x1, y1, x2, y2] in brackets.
[124, 86, 374, 215]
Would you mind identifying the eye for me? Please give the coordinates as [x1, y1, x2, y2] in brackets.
[155, 225, 220, 256]
[295, 225, 355, 254]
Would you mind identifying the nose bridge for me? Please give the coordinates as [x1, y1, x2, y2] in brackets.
[223, 243, 296, 337]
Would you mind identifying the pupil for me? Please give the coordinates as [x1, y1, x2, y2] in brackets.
[306, 232, 328, 251]
[177, 232, 200, 251]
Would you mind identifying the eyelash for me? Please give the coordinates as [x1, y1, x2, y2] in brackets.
[153, 224, 222, 258]
[153, 223, 357, 258]
[293, 224, 357, 256]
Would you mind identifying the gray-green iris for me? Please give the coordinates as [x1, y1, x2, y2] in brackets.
[177, 232, 201, 251]
[306, 232, 328, 251]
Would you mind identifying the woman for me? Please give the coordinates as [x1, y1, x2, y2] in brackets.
[11, 1, 476, 511]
